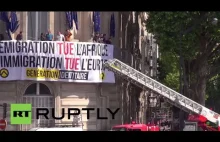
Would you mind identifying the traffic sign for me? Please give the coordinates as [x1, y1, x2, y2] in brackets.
[0, 119, 7, 130]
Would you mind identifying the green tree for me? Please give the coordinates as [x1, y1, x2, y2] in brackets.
[158, 51, 179, 92]
[206, 75, 220, 112]
[146, 12, 220, 105]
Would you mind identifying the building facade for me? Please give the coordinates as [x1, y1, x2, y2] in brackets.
[0, 12, 159, 131]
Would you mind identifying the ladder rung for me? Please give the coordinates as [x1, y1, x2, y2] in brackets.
[105, 59, 220, 125]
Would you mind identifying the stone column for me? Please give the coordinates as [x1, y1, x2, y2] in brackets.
[54, 82, 61, 124]
[21, 12, 28, 40]
[81, 12, 93, 42]
[48, 12, 55, 37]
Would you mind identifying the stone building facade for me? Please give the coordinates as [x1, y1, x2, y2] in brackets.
[0, 12, 159, 131]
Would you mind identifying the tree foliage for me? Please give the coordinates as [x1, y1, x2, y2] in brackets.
[146, 12, 220, 105]
[206, 75, 220, 112]
[157, 51, 179, 92]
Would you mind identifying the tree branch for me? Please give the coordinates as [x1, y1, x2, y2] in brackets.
[208, 44, 220, 59]
[208, 67, 220, 79]
[208, 58, 220, 79]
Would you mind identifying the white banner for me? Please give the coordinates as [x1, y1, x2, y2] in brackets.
[0, 41, 115, 83]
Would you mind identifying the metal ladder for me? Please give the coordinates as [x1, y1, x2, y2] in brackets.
[104, 59, 220, 126]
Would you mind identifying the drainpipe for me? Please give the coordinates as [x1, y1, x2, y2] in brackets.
[97, 84, 109, 130]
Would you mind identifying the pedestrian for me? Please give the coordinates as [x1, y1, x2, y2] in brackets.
[99, 33, 104, 43]
[103, 34, 107, 43]
[46, 29, 53, 41]
[16, 31, 23, 40]
[40, 33, 46, 41]
[93, 33, 99, 42]
[64, 29, 72, 41]
[105, 37, 112, 44]
[0, 34, 4, 41]
[56, 31, 65, 41]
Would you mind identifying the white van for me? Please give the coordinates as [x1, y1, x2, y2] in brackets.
[29, 127, 83, 131]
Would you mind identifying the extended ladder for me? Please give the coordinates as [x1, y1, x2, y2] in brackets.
[104, 59, 220, 127]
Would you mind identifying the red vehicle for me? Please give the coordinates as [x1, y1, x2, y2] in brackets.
[184, 114, 219, 131]
[111, 121, 160, 131]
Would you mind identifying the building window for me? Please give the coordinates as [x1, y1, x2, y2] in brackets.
[22, 83, 54, 131]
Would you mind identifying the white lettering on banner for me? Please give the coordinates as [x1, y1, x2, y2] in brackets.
[0, 41, 115, 83]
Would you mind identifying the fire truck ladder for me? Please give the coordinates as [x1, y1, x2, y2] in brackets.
[104, 59, 220, 129]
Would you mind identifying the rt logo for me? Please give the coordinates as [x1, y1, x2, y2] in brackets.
[10, 104, 32, 124]
[0, 68, 9, 78]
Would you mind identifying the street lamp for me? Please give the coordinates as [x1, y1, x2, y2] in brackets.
[178, 17, 218, 131]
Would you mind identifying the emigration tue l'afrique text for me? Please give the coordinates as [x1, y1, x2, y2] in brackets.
[0, 41, 112, 80]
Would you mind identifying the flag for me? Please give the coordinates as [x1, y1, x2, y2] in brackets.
[110, 13, 115, 38]
[65, 11, 72, 29]
[71, 11, 78, 30]
[0, 11, 19, 40]
[10, 12, 19, 33]
[66, 11, 78, 31]
[93, 11, 100, 33]
[0, 12, 9, 23]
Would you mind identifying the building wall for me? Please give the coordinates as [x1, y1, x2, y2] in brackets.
[0, 11, 159, 130]
[0, 81, 121, 131]
[115, 12, 160, 124]
[0, 12, 121, 131]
